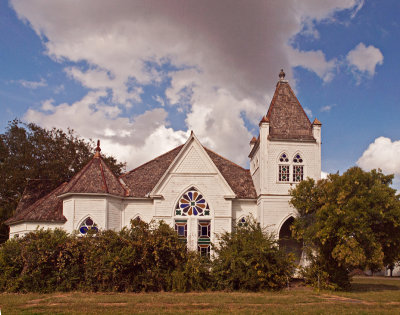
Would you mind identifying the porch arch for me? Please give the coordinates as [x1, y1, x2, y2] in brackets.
[278, 216, 302, 265]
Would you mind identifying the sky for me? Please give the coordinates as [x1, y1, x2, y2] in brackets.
[1, 0, 400, 187]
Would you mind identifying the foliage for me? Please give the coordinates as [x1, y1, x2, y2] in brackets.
[0, 220, 210, 293]
[0, 119, 125, 243]
[212, 216, 295, 291]
[290, 167, 400, 289]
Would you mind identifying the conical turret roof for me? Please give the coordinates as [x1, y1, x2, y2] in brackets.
[266, 70, 315, 141]
[60, 141, 127, 197]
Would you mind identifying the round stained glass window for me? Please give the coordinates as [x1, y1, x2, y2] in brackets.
[176, 189, 210, 216]
[79, 217, 98, 235]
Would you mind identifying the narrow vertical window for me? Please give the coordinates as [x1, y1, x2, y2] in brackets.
[278, 153, 290, 182]
[279, 165, 290, 182]
[175, 220, 188, 243]
[198, 220, 211, 257]
[293, 153, 304, 182]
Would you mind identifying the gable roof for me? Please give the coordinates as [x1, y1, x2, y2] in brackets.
[6, 183, 67, 225]
[120, 144, 256, 199]
[266, 79, 315, 141]
[60, 154, 127, 197]
[204, 148, 257, 199]
[120, 145, 184, 198]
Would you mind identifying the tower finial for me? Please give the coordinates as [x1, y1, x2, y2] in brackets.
[94, 140, 101, 157]
[279, 69, 285, 80]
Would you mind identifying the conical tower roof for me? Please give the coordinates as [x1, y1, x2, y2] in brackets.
[60, 140, 127, 197]
[265, 70, 315, 141]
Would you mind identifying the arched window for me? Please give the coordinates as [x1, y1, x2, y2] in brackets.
[278, 152, 290, 182]
[133, 216, 142, 222]
[79, 217, 98, 235]
[292, 153, 304, 182]
[174, 187, 211, 256]
[175, 188, 210, 216]
[237, 217, 247, 227]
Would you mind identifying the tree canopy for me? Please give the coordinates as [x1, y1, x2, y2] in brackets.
[0, 120, 125, 243]
[290, 167, 400, 289]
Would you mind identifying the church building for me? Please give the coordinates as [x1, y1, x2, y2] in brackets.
[6, 70, 322, 257]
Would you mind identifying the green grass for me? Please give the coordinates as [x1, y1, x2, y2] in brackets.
[1, 277, 400, 314]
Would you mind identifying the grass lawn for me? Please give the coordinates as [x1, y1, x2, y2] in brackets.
[0, 276, 400, 314]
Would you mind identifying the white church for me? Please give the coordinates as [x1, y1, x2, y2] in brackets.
[6, 70, 322, 258]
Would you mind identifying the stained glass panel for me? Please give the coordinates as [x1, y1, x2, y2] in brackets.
[79, 217, 98, 235]
[175, 220, 187, 242]
[293, 165, 304, 182]
[293, 153, 303, 163]
[279, 153, 289, 163]
[175, 188, 210, 216]
[238, 217, 247, 227]
[279, 165, 290, 182]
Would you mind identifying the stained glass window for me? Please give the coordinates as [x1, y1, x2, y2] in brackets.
[175, 188, 210, 216]
[279, 153, 289, 163]
[79, 217, 98, 235]
[279, 165, 290, 182]
[293, 153, 303, 163]
[293, 165, 304, 182]
[198, 220, 211, 257]
[175, 220, 187, 242]
[238, 217, 247, 227]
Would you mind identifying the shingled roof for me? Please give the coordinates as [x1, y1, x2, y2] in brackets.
[120, 144, 257, 199]
[266, 71, 315, 141]
[14, 179, 59, 215]
[6, 183, 67, 225]
[120, 145, 184, 198]
[60, 144, 127, 197]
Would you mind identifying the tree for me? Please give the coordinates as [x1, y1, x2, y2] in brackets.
[0, 120, 126, 243]
[290, 167, 400, 289]
[212, 216, 295, 291]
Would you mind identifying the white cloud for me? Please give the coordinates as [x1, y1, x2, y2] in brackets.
[357, 137, 400, 176]
[11, 0, 362, 168]
[13, 78, 47, 89]
[346, 43, 384, 77]
[320, 104, 335, 112]
[304, 107, 313, 118]
[321, 171, 329, 179]
[288, 48, 337, 82]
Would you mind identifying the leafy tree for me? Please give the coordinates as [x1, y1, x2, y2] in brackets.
[0, 120, 126, 243]
[290, 167, 400, 289]
[212, 216, 295, 291]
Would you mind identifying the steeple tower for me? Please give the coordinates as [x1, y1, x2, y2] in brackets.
[249, 70, 322, 228]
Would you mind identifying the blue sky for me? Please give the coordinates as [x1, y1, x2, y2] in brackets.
[1, 0, 400, 187]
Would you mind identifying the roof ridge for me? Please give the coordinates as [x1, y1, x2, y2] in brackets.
[99, 159, 109, 193]
[63, 157, 96, 193]
[203, 146, 249, 171]
[100, 158, 128, 195]
[120, 144, 184, 178]
[286, 83, 312, 125]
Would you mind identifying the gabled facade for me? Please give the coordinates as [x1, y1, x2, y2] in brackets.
[6, 70, 321, 257]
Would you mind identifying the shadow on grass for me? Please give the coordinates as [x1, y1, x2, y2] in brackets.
[350, 282, 400, 292]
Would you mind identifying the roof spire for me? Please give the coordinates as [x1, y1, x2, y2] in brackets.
[94, 140, 101, 158]
[279, 69, 286, 81]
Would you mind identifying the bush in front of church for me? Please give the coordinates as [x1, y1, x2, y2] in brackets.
[0, 220, 210, 292]
[211, 217, 295, 291]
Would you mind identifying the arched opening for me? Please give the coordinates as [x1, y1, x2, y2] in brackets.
[278, 217, 302, 265]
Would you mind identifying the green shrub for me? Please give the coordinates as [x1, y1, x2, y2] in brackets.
[212, 217, 295, 291]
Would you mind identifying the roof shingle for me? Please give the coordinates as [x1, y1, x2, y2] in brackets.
[266, 81, 315, 141]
